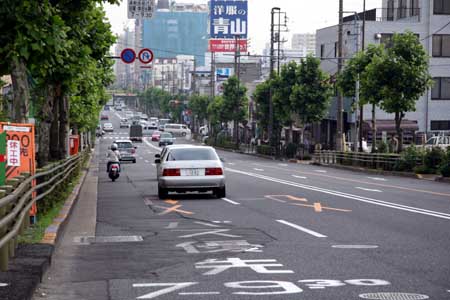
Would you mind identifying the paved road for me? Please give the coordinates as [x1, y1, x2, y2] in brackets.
[33, 109, 450, 300]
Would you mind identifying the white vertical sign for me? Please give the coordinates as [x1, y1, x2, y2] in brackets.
[128, 0, 156, 19]
[7, 140, 21, 167]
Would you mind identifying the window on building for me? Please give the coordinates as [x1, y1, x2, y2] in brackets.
[434, 0, 450, 14]
[380, 33, 394, 47]
[410, 0, 420, 16]
[433, 34, 450, 57]
[320, 44, 325, 58]
[431, 120, 450, 130]
[334, 42, 338, 58]
[432, 77, 450, 100]
[387, 0, 395, 20]
[398, 0, 407, 18]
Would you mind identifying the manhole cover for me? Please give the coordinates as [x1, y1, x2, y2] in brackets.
[332, 245, 379, 249]
[359, 293, 429, 300]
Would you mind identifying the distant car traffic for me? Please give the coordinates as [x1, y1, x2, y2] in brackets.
[151, 131, 162, 141]
[163, 124, 191, 137]
[159, 132, 175, 147]
[155, 145, 226, 199]
[101, 113, 109, 120]
[103, 122, 114, 132]
[143, 124, 158, 136]
[120, 118, 130, 128]
[114, 139, 137, 163]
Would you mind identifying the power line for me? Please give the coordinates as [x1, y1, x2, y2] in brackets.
[420, 20, 450, 41]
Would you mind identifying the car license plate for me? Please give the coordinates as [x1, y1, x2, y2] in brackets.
[181, 169, 205, 176]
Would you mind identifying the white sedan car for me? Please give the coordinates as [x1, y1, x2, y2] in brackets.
[102, 122, 114, 132]
[155, 145, 226, 199]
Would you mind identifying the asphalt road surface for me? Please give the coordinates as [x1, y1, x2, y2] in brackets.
[33, 109, 450, 300]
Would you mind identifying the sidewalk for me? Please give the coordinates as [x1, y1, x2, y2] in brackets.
[0, 146, 99, 300]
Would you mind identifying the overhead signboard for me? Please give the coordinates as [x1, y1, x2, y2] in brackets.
[209, 39, 247, 53]
[128, 0, 156, 19]
[210, 0, 248, 39]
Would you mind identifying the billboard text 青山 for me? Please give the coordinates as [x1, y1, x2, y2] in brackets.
[210, 0, 248, 39]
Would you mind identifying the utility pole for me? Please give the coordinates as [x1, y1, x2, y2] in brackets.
[336, 0, 344, 151]
[234, 35, 242, 145]
[268, 8, 278, 147]
[359, 0, 366, 152]
[210, 52, 215, 99]
[192, 58, 197, 95]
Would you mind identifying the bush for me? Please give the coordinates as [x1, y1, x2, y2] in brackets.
[285, 143, 298, 159]
[377, 141, 389, 153]
[256, 145, 275, 156]
[424, 147, 445, 172]
[439, 148, 450, 177]
[394, 146, 424, 172]
[413, 165, 435, 174]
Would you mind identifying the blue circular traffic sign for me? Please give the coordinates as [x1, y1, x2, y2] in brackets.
[121, 48, 136, 64]
[138, 48, 154, 64]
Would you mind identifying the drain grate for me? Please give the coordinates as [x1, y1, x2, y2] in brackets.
[359, 293, 429, 300]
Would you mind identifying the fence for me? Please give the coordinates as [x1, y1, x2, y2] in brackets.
[313, 150, 402, 171]
[0, 150, 87, 271]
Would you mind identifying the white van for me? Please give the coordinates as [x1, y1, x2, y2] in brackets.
[163, 124, 191, 137]
[142, 124, 158, 136]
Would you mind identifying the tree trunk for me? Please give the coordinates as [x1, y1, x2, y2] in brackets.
[234, 119, 239, 146]
[395, 111, 404, 153]
[37, 85, 55, 167]
[371, 103, 377, 153]
[10, 57, 30, 123]
[50, 85, 61, 159]
[58, 95, 69, 159]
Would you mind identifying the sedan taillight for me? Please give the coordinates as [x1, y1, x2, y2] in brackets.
[131, 148, 136, 154]
[163, 168, 181, 176]
[205, 168, 223, 176]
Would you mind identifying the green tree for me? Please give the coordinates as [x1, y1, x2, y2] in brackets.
[253, 80, 271, 138]
[188, 95, 210, 132]
[366, 32, 433, 152]
[221, 76, 247, 144]
[291, 55, 333, 144]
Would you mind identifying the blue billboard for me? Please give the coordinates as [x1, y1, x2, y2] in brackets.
[210, 0, 248, 39]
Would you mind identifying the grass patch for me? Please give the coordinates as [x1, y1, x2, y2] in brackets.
[18, 153, 90, 244]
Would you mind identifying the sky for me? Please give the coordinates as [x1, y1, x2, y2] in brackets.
[104, 0, 382, 54]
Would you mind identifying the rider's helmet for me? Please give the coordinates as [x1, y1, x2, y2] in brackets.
[111, 143, 118, 151]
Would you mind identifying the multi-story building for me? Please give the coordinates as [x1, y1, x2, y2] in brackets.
[291, 33, 316, 57]
[316, 0, 450, 148]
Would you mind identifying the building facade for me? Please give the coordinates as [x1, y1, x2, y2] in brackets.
[291, 33, 316, 57]
[316, 0, 450, 148]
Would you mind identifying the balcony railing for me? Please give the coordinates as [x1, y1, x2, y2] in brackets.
[344, 8, 421, 23]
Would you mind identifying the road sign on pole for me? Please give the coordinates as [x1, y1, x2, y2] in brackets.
[121, 48, 136, 64]
[138, 48, 154, 64]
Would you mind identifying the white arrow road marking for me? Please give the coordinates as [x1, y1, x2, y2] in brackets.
[222, 198, 241, 205]
[292, 175, 307, 179]
[356, 187, 383, 193]
[179, 229, 241, 238]
[276, 220, 327, 238]
[165, 222, 179, 229]
[194, 221, 222, 228]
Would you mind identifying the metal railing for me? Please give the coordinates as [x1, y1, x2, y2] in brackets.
[313, 150, 402, 171]
[0, 151, 87, 271]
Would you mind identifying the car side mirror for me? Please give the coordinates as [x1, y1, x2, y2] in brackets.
[154, 159, 161, 164]
[134, 146, 137, 149]
[155, 154, 161, 158]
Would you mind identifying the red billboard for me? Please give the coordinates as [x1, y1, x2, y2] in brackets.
[209, 39, 248, 53]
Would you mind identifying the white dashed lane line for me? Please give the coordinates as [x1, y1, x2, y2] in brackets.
[292, 175, 307, 179]
[356, 187, 383, 193]
[314, 170, 327, 173]
[368, 177, 387, 181]
[221, 198, 241, 205]
[253, 168, 264, 172]
[276, 220, 327, 238]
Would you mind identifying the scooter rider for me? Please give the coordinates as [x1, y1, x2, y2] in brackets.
[106, 143, 121, 172]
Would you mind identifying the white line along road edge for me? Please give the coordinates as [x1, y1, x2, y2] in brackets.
[277, 220, 327, 238]
[144, 137, 162, 151]
[356, 187, 383, 193]
[225, 168, 450, 220]
[222, 198, 241, 205]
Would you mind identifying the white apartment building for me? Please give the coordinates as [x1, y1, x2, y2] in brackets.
[316, 0, 450, 138]
[291, 33, 316, 57]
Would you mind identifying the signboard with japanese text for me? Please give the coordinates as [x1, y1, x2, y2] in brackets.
[7, 141, 21, 167]
[128, 0, 156, 19]
[209, 39, 247, 52]
[210, 0, 248, 39]
[216, 67, 233, 80]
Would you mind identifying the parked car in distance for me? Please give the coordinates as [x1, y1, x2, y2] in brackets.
[114, 139, 137, 163]
[103, 122, 114, 132]
[163, 124, 191, 137]
[155, 145, 226, 199]
[158, 118, 170, 131]
[424, 135, 450, 150]
[151, 131, 162, 141]
[101, 113, 109, 120]
[159, 132, 175, 147]
[120, 118, 130, 128]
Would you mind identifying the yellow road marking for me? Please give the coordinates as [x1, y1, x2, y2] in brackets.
[314, 202, 323, 212]
[165, 200, 179, 205]
[256, 164, 450, 198]
[292, 203, 352, 213]
[286, 195, 308, 202]
[265, 195, 288, 203]
[156, 205, 194, 215]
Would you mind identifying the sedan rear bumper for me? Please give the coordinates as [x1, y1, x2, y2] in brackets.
[159, 176, 225, 190]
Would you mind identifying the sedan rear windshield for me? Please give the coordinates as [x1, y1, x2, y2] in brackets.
[167, 148, 218, 161]
[116, 142, 133, 149]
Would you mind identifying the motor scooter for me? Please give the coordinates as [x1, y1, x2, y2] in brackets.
[108, 162, 120, 182]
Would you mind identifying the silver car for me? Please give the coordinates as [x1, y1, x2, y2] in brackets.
[155, 145, 226, 199]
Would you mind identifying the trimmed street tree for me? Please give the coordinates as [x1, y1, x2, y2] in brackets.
[188, 95, 210, 132]
[221, 76, 248, 144]
[365, 32, 433, 152]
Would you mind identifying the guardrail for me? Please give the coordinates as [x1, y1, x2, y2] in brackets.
[0, 151, 87, 271]
[313, 150, 402, 171]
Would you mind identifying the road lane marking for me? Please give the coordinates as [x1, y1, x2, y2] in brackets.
[166, 222, 179, 229]
[228, 163, 235, 165]
[226, 168, 450, 220]
[145, 160, 149, 163]
[253, 168, 264, 171]
[314, 203, 323, 212]
[179, 229, 241, 238]
[194, 221, 222, 228]
[292, 175, 307, 179]
[155, 205, 194, 216]
[356, 187, 382, 193]
[368, 177, 387, 181]
[265, 195, 287, 203]
[144, 138, 162, 151]
[222, 198, 241, 205]
[179, 292, 221, 295]
[286, 195, 308, 202]
[291, 203, 352, 213]
[165, 200, 179, 205]
[332, 245, 378, 249]
[256, 163, 450, 198]
[278, 163, 288, 167]
[152, 163, 156, 166]
[276, 220, 327, 238]
[314, 170, 327, 173]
